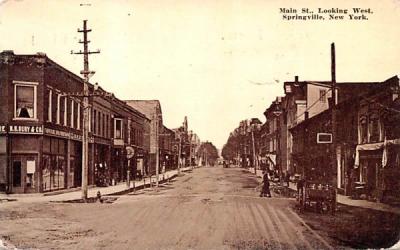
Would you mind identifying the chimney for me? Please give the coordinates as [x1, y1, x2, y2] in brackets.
[295, 76, 299, 83]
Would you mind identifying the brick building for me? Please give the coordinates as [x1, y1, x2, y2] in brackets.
[0, 51, 148, 193]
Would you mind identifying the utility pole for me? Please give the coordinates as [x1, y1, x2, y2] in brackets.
[189, 131, 192, 169]
[155, 113, 159, 188]
[331, 43, 338, 212]
[251, 126, 257, 174]
[178, 133, 182, 174]
[72, 20, 100, 200]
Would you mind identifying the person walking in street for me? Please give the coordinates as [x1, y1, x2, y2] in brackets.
[260, 171, 272, 197]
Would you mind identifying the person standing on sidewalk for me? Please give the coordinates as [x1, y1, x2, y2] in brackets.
[260, 171, 271, 197]
[285, 172, 290, 187]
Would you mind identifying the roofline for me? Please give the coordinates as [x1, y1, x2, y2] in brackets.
[4, 52, 150, 121]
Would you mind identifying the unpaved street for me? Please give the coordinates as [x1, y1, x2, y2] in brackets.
[1, 167, 334, 249]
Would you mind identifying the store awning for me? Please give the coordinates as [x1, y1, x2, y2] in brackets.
[355, 138, 400, 167]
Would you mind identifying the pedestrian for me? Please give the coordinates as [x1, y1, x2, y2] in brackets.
[297, 177, 305, 199]
[285, 172, 290, 187]
[260, 171, 271, 197]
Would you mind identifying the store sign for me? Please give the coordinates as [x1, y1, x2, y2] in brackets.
[44, 128, 69, 138]
[44, 128, 82, 141]
[0, 125, 6, 134]
[317, 133, 332, 144]
[9, 125, 43, 134]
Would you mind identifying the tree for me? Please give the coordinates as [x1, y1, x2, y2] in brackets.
[198, 142, 219, 166]
[221, 132, 239, 161]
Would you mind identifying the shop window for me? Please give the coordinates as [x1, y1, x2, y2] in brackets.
[114, 118, 123, 139]
[42, 155, 51, 191]
[26, 160, 35, 188]
[12, 161, 21, 187]
[14, 81, 37, 119]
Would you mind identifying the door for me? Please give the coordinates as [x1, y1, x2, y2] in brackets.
[11, 155, 38, 193]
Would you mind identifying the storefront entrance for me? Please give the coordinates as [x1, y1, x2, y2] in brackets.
[11, 154, 38, 193]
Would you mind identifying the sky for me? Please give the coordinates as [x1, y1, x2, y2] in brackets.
[0, 0, 399, 149]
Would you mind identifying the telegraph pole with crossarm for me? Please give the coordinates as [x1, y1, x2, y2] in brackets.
[71, 20, 100, 201]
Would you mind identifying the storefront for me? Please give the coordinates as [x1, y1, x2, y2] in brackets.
[93, 139, 111, 187]
[0, 135, 7, 192]
[3, 125, 43, 193]
[354, 139, 400, 200]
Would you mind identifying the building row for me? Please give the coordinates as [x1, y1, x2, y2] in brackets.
[0, 50, 200, 194]
[223, 75, 400, 203]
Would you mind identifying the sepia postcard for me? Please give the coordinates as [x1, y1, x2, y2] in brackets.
[0, 0, 399, 249]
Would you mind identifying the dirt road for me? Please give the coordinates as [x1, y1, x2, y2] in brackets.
[1, 166, 334, 249]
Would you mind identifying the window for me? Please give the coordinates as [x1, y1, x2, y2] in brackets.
[106, 115, 109, 138]
[14, 81, 37, 119]
[369, 114, 380, 143]
[63, 97, 67, 126]
[93, 110, 97, 134]
[114, 118, 123, 139]
[56, 94, 61, 124]
[319, 89, 326, 103]
[47, 89, 52, 122]
[70, 100, 75, 128]
[102, 114, 106, 137]
[77, 103, 81, 130]
[360, 117, 368, 144]
[88, 108, 91, 132]
[97, 111, 101, 135]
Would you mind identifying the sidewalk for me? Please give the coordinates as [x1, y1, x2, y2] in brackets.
[0, 167, 193, 203]
[246, 168, 400, 215]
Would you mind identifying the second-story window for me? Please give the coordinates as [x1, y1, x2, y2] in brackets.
[64, 97, 68, 126]
[93, 110, 97, 134]
[369, 114, 380, 143]
[88, 107, 92, 132]
[56, 94, 61, 124]
[60, 96, 65, 125]
[360, 116, 368, 144]
[70, 100, 74, 128]
[114, 118, 123, 139]
[106, 115, 109, 138]
[77, 103, 81, 130]
[47, 89, 52, 122]
[14, 81, 37, 120]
